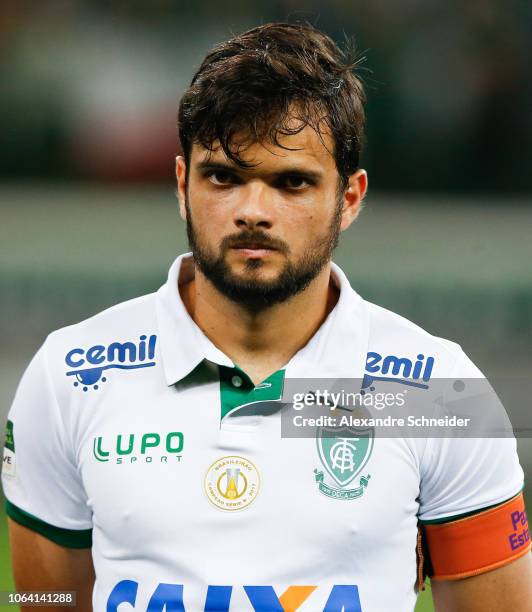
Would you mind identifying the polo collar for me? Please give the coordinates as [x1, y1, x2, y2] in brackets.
[156, 253, 233, 386]
[284, 262, 370, 381]
[155, 253, 369, 386]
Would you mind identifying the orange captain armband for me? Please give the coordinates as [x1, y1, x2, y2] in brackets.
[421, 492, 531, 580]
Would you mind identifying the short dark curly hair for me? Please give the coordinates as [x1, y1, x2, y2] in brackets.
[178, 22, 366, 186]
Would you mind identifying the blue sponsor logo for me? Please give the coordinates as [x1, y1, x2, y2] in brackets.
[362, 352, 434, 390]
[65, 334, 156, 392]
[107, 581, 362, 611]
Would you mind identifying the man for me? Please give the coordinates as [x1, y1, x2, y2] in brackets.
[2, 22, 531, 612]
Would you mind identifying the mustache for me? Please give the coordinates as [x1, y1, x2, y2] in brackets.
[221, 231, 289, 253]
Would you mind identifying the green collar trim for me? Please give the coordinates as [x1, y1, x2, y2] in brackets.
[219, 366, 285, 420]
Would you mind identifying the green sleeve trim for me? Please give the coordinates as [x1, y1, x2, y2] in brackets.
[419, 487, 524, 525]
[5, 499, 92, 548]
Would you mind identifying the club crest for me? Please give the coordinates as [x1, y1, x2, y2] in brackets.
[314, 426, 373, 500]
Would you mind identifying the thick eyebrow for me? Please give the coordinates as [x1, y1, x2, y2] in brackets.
[196, 161, 241, 175]
[272, 167, 323, 183]
[195, 160, 323, 183]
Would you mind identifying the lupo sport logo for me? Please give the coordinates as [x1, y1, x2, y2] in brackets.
[65, 334, 156, 392]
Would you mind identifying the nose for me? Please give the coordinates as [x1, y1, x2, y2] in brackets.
[233, 181, 274, 230]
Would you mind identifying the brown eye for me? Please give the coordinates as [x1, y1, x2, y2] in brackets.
[280, 176, 309, 190]
[209, 171, 238, 185]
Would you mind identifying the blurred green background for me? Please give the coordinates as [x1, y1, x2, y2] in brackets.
[1, 1, 531, 610]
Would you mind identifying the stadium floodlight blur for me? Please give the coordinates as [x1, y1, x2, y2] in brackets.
[0, 0, 531, 191]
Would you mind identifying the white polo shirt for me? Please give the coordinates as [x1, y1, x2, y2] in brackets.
[2, 253, 524, 611]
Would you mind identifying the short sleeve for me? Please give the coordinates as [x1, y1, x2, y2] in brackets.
[1, 340, 92, 547]
[418, 349, 524, 522]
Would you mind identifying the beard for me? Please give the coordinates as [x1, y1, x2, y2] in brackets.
[185, 196, 342, 311]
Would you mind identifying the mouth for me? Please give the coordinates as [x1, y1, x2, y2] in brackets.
[230, 242, 278, 258]
[231, 240, 277, 259]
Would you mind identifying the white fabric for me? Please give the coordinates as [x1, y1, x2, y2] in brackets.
[2, 253, 523, 612]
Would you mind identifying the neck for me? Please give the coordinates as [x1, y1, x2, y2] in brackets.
[180, 264, 339, 384]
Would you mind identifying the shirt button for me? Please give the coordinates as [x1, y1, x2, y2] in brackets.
[231, 375, 243, 388]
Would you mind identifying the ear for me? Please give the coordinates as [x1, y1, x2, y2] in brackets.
[176, 156, 187, 221]
[339, 169, 368, 231]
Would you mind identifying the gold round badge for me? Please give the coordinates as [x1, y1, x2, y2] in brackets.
[204, 455, 260, 511]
